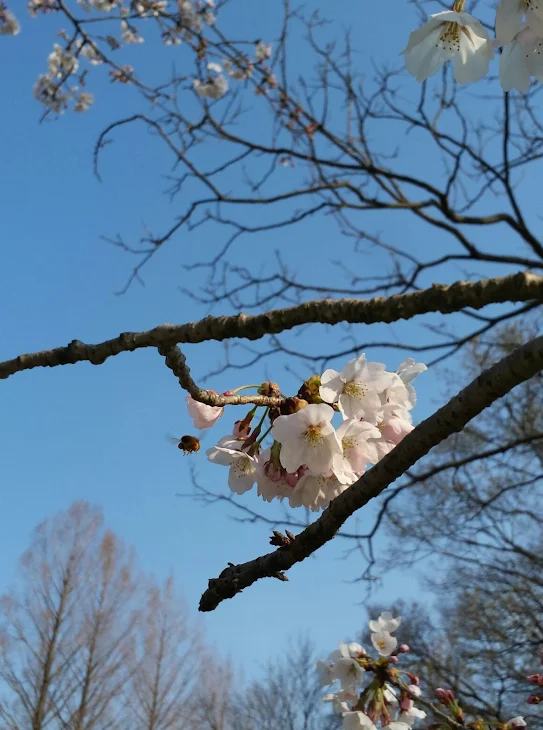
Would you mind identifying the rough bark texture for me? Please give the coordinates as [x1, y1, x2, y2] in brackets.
[1, 272, 541, 383]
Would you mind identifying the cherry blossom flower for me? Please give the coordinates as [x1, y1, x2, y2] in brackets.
[90, 0, 117, 10]
[398, 708, 427, 725]
[48, 44, 79, 77]
[255, 40, 272, 61]
[223, 58, 254, 79]
[186, 393, 223, 429]
[320, 355, 393, 420]
[121, 20, 144, 43]
[316, 660, 335, 686]
[507, 718, 527, 728]
[496, 0, 543, 42]
[369, 611, 402, 633]
[81, 42, 103, 65]
[288, 471, 348, 511]
[343, 712, 377, 730]
[255, 449, 293, 502]
[336, 419, 380, 474]
[207, 61, 222, 73]
[193, 74, 228, 99]
[391, 359, 427, 408]
[370, 406, 414, 460]
[402, 11, 494, 84]
[322, 692, 353, 715]
[205, 443, 257, 494]
[499, 24, 543, 90]
[371, 630, 397, 656]
[271, 403, 343, 476]
[74, 92, 94, 112]
[0, 7, 19, 35]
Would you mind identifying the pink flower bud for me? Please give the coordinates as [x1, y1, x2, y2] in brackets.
[436, 688, 455, 705]
[526, 674, 543, 686]
[527, 695, 542, 705]
[223, 390, 233, 396]
[389, 655, 399, 664]
[284, 470, 300, 488]
[397, 644, 410, 654]
[407, 673, 420, 686]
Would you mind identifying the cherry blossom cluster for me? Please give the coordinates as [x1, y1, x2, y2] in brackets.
[403, 0, 543, 90]
[185, 354, 426, 512]
[0, 0, 275, 114]
[316, 611, 527, 730]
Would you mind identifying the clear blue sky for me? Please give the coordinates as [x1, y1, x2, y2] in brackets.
[0, 0, 531, 674]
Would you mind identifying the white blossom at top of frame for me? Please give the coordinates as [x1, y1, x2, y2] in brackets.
[193, 74, 228, 99]
[121, 20, 144, 43]
[74, 91, 94, 112]
[320, 354, 394, 421]
[271, 403, 343, 476]
[371, 629, 398, 657]
[496, 0, 543, 43]
[401, 11, 494, 85]
[186, 393, 223, 429]
[48, 44, 79, 77]
[0, 7, 20, 35]
[369, 611, 402, 634]
[255, 40, 272, 61]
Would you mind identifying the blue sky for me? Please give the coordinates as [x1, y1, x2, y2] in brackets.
[0, 0, 534, 675]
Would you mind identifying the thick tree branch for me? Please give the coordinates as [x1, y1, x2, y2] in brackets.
[198, 333, 543, 612]
[1, 271, 542, 383]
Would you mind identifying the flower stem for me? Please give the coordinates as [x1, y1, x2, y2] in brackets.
[230, 384, 261, 394]
[452, 0, 465, 11]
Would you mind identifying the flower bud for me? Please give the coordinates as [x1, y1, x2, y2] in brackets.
[526, 674, 543, 686]
[298, 375, 323, 403]
[280, 397, 308, 415]
[258, 381, 281, 397]
[285, 470, 301, 488]
[435, 688, 455, 705]
[397, 644, 410, 654]
[388, 655, 399, 664]
[527, 695, 542, 705]
[407, 673, 420, 686]
[233, 420, 251, 438]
